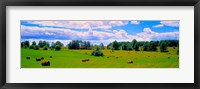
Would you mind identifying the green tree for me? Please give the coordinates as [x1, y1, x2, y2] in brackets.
[131, 39, 137, 48]
[68, 40, 79, 49]
[34, 45, 39, 50]
[32, 41, 36, 46]
[122, 43, 132, 50]
[121, 44, 127, 50]
[24, 41, 30, 48]
[134, 42, 140, 51]
[149, 41, 157, 51]
[143, 42, 148, 51]
[160, 41, 168, 52]
[42, 41, 47, 47]
[29, 45, 34, 49]
[112, 41, 119, 50]
[29, 41, 37, 49]
[126, 43, 133, 50]
[43, 46, 48, 50]
[91, 45, 104, 56]
[55, 45, 61, 51]
[38, 41, 43, 48]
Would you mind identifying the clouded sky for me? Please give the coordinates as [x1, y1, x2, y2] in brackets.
[21, 20, 179, 45]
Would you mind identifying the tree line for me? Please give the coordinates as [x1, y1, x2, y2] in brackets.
[21, 39, 178, 52]
[107, 39, 178, 52]
[21, 40, 64, 51]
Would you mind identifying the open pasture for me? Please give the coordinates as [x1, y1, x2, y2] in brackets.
[21, 47, 179, 68]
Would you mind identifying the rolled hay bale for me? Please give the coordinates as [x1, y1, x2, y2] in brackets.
[82, 60, 87, 62]
[82, 58, 90, 62]
[36, 58, 41, 61]
[168, 57, 170, 59]
[127, 60, 133, 64]
[41, 57, 44, 60]
[50, 56, 52, 58]
[26, 56, 30, 59]
[41, 60, 50, 66]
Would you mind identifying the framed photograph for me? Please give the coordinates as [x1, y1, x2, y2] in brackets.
[1, 0, 199, 89]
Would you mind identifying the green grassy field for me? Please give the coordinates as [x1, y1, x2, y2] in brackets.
[21, 47, 179, 68]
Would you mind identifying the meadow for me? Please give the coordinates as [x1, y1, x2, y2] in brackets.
[21, 47, 179, 68]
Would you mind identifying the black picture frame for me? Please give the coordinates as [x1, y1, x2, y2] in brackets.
[0, 0, 199, 89]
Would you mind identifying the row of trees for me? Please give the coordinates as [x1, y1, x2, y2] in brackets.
[21, 41, 64, 51]
[107, 40, 179, 52]
[21, 39, 179, 52]
[67, 40, 105, 50]
[68, 40, 91, 49]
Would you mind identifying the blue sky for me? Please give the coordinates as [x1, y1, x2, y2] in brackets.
[21, 20, 179, 45]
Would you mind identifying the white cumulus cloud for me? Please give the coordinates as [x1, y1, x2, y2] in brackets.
[153, 24, 164, 28]
[130, 21, 140, 24]
[24, 21, 128, 30]
[153, 21, 179, 28]
[21, 25, 179, 45]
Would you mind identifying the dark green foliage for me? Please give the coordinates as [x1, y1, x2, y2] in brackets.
[42, 41, 47, 47]
[122, 43, 133, 50]
[155, 41, 159, 46]
[55, 45, 61, 51]
[91, 46, 104, 56]
[160, 41, 168, 52]
[106, 40, 179, 52]
[68, 40, 91, 49]
[29, 41, 37, 49]
[21, 39, 179, 53]
[134, 42, 140, 51]
[177, 50, 179, 55]
[38, 40, 50, 48]
[34, 45, 39, 50]
[126, 43, 133, 50]
[131, 39, 137, 48]
[159, 40, 179, 47]
[55, 41, 64, 47]
[112, 40, 119, 50]
[148, 41, 157, 51]
[38, 41, 43, 48]
[137, 41, 146, 46]
[23, 41, 30, 48]
[143, 42, 148, 51]
[121, 44, 127, 50]
[91, 51, 104, 56]
[32, 41, 36, 46]
[43, 46, 48, 50]
[29, 45, 34, 49]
